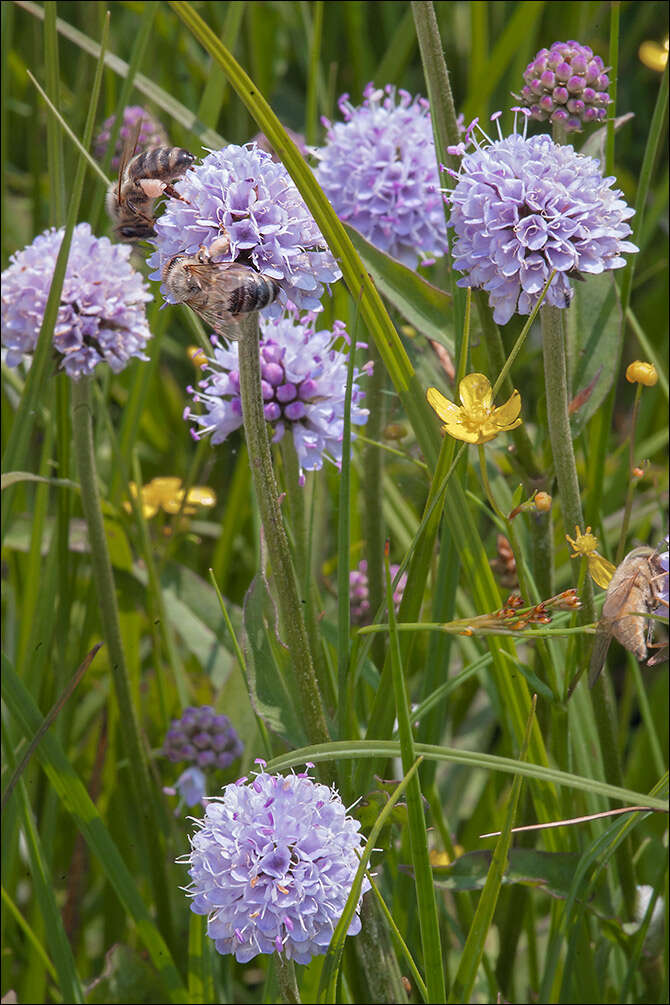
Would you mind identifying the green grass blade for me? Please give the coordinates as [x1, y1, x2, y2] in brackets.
[448, 698, 536, 1003]
[385, 547, 446, 1002]
[267, 740, 669, 811]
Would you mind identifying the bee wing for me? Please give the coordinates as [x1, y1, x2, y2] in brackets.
[588, 625, 613, 686]
[182, 262, 254, 339]
[115, 118, 144, 203]
[601, 548, 654, 621]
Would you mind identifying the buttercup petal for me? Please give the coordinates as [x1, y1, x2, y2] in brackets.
[588, 554, 616, 589]
[492, 390, 522, 428]
[427, 386, 462, 424]
[459, 373, 493, 411]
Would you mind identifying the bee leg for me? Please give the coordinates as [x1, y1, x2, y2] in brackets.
[161, 183, 191, 204]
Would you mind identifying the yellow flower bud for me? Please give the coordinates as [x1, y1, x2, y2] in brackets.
[534, 491, 552, 512]
[625, 361, 658, 386]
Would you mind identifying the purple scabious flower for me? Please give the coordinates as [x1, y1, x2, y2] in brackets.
[1, 223, 152, 379]
[185, 310, 370, 476]
[163, 706, 244, 771]
[174, 766, 208, 808]
[183, 763, 370, 964]
[350, 559, 407, 625]
[445, 112, 638, 325]
[659, 537, 669, 609]
[516, 41, 611, 132]
[94, 104, 168, 171]
[313, 83, 449, 269]
[148, 144, 341, 315]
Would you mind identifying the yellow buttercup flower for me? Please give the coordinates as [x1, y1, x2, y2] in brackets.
[427, 373, 522, 445]
[625, 361, 658, 387]
[638, 37, 668, 73]
[565, 525, 616, 589]
[125, 478, 217, 519]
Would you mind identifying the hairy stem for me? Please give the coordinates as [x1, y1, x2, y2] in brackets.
[236, 314, 331, 752]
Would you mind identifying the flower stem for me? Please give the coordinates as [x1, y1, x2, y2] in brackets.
[541, 306, 585, 555]
[276, 957, 301, 1004]
[235, 313, 331, 752]
[70, 377, 176, 947]
[541, 305, 636, 917]
[363, 337, 387, 668]
[615, 383, 642, 564]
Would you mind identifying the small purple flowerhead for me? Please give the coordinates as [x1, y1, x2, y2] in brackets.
[148, 144, 341, 315]
[185, 309, 370, 476]
[183, 765, 370, 964]
[350, 559, 408, 625]
[314, 83, 449, 268]
[445, 112, 638, 325]
[1, 223, 153, 379]
[94, 105, 168, 171]
[163, 706, 244, 772]
[516, 41, 611, 132]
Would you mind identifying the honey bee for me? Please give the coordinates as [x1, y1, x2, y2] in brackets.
[106, 127, 195, 241]
[589, 545, 667, 684]
[162, 237, 280, 338]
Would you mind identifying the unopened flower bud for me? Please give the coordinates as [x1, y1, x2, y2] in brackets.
[625, 361, 658, 386]
[534, 491, 552, 512]
[516, 41, 611, 131]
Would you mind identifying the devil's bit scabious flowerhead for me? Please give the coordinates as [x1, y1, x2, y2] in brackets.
[314, 83, 449, 269]
[1, 223, 152, 379]
[658, 538, 669, 608]
[185, 310, 370, 476]
[566, 525, 616, 588]
[445, 113, 638, 325]
[184, 764, 370, 964]
[350, 559, 407, 625]
[163, 706, 243, 771]
[516, 41, 611, 131]
[148, 144, 340, 315]
[94, 105, 168, 171]
[427, 373, 522, 444]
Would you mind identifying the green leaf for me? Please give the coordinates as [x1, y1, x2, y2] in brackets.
[243, 572, 308, 746]
[434, 849, 614, 918]
[0, 471, 77, 491]
[343, 223, 453, 347]
[568, 271, 623, 435]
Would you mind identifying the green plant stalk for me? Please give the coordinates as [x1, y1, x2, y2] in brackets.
[386, 551, 446, 1003]
[70, 377, 176, 946]
[277, 957, 301, 1004]
[615, 382, 642, 564]
[605, 2, 621, 178]
[541, 305, 636, 916]
[363, 338, 386, 669]
[280, 435, 333, 710]
[411, 0, 461, 171]
[235, 313, 330, 751]
[541, 306, 585, 553]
